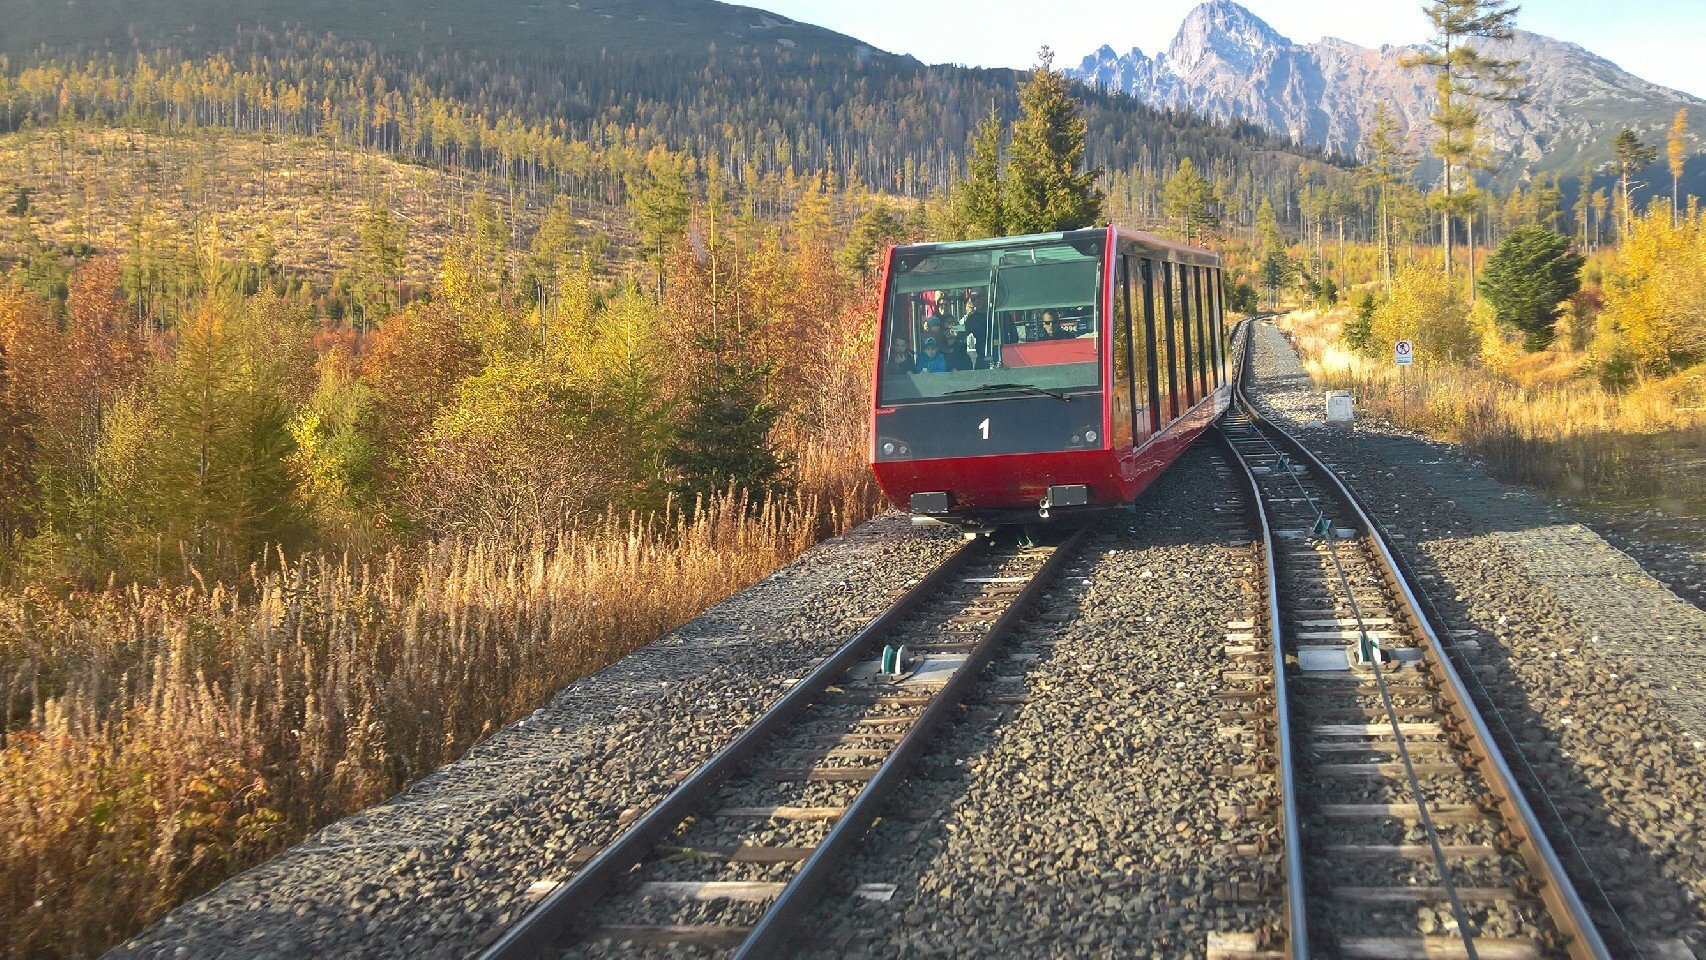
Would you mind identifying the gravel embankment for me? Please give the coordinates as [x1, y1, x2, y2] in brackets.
[1249, 322, 1706, 959]
[797, 445, 1280, 959]
[1574, 510, 1706, 614]
[107, 515, 961, 960]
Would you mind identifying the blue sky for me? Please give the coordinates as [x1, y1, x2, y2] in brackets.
[743, 0, 1706, 98]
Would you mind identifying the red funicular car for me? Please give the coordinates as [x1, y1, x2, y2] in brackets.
[870, 225, 1230, 527]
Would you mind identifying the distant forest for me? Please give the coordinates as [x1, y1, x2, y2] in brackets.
[0, 28, 1345, 228]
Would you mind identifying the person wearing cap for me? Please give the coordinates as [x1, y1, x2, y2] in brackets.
[912, 336, 949, 373]
[922, 315, 947, 346]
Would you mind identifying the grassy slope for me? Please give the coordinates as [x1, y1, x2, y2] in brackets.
[1279, 305, 1706, 518]
[2, 0, 886, 61]
[0, 126, 627, 285]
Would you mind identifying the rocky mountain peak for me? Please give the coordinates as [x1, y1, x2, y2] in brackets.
[1166, 0, 1288, 74]
[1069, 2, 1705, 186]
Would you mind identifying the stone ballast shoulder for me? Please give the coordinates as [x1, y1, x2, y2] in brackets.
[1249, 321, 1706, 951]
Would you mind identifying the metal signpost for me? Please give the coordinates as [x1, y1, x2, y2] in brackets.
[1394, 339, 1413, 408]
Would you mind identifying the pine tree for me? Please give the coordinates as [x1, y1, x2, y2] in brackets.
[945, 108, 1008, 239]
[352, 199, 406, 330]
[1358, 104, 1415, 289]
[1402, 0, 1525, 277]
[1668, 109, 1690, 226]
[837, 201, 908, 278]
[628, 148, 691, 298]
[138, 295, 312, 569]
[1001, 48, 1104, 235]
[1161, 157, 1216, 244]
[663, 336, 791, 509]
[468, 194, 508, 287]
[1343, 290, 1379, 357]
[1478, 226, 1584, 350]
[1611, 128, 1658, 238]
[528, 195, 578, 307]
[1574, 163, 1593, 247]
[1255, 198, 1291, 307]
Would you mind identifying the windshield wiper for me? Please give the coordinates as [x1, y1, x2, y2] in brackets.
[942, 382, 1072, 402]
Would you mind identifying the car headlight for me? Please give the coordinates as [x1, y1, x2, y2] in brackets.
[1084, 429, 1099, 444]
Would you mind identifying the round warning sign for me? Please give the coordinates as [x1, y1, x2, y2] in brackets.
[1394, 339, 1414, 365]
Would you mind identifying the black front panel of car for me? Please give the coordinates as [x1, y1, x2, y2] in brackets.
[873, 393, 1105, 461]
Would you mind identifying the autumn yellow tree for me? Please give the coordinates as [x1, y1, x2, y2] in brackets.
[102, 293, 317, 574]
[1370, 264, 1479, 363]
[1599, 205, 1706, 373]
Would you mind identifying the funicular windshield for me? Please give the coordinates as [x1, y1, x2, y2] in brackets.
[877, 235, 1103, 405]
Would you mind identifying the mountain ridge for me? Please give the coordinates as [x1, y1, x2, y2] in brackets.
[0, 0, 893, 63]
[1072, 0, 1706, 188]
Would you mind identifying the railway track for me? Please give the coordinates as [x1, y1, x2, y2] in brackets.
[1215, 322, 1613, 960]
[478, 526, 1090, 960]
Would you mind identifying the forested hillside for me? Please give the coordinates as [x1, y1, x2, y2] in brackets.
[0, 22, 1341, 225]
[0, 0, 885, 62]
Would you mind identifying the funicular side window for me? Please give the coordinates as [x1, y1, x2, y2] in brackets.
[1137, 257, 1162, 435]
[1193, 266, 1210, 396]
[1158, 260, 1180, 422]
[1215, 268, 1229, 386]
[1176, 261, 1196, 407]
[1205, 267, 1220, 387]
[1113, 255, 1135, 451]
[1126, 255, 1153, 443]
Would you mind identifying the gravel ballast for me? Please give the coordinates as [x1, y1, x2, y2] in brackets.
[106, 515, 961, 960]
[795, 444, 1279, 959]
[1250, 322, 1706, 958]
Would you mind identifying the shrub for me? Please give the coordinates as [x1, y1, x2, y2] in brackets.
[1479, 226, 1584, 351]
[1343, 291, 1378, 356]
[1370, 265, 1477, 363]
[1600, 206, 1706, 373]
[1227, 281, 1260, 314]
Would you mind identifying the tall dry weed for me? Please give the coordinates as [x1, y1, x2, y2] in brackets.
[1284, 309, 1706, 503]
[0, 454, 887, 958]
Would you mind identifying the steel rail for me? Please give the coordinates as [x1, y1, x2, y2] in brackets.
[1216, 320, 1309, 960]
[1228, 320, 1613, 960]
[732, 524, 1091, 958]
[475, 533, 987, 960]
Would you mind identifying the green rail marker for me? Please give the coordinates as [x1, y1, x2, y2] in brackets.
[1358, 631, 1378, 665]
[1311, 515, 1332, 538]
[881, 644, 908, 676]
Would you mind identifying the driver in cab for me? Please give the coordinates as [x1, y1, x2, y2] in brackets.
[1037, 310, 1072, 340]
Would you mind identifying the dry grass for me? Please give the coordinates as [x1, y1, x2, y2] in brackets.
[0, 440, 886, 959]
[0, 126, 580, 287]
[1281, 307, 1706, 508]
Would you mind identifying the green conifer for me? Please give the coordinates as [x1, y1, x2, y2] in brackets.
[1479, 226, 1584, 350]
[1161, 157, 1216, 244]
[1000, 48, 1104, 235]
[945, 108, 1008, 239]
[663, 335, 791, 510]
